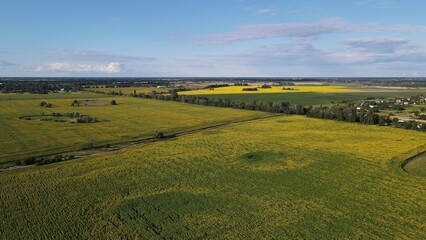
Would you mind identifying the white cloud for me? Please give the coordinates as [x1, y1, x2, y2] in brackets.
[343, 38, 414, 53]
[168, 36, 426, 77]
[35, 62, 125, 73]
[195, 18, 426, 44]
[58, 49, 155, 62]
[256, 8, 276, 15]
[355, 0, 399, 9]
[0, 60, 17, 67]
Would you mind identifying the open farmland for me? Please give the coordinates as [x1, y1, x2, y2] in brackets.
[180, 85, 426, 106]
[1, 116, 425, 239]
[3, 0, 426, 238]
[87, 87, 170, 95]
[0, 91, 103, 100]
[0, 94, 269, 166]
[404, 152, 426, 177]
[201, 91, 426, 106]
[179, 85, 363, 95]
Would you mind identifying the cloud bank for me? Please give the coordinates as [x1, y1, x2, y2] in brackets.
[58, 50, 155, 62]
[0, 60, 17, 67]
[35, 62, 125, 73]
[196, 18, 426, 44]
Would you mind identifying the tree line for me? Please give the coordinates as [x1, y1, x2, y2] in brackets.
[130, 91, 308, 115]
[130, 90, 425, 132]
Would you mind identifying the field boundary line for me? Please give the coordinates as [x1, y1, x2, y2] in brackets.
[388, 144, 426, 173]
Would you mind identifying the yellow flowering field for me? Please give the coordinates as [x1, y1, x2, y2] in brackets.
[1, 116, 424, 239]
[0, 94, 268, 165]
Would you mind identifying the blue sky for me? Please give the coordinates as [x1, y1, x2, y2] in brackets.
[1, 0, 426, 77]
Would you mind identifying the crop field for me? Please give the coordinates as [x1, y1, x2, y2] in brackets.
[0, 94, 268, 166]
[201, 91, 426, 106]
[180, 85, 363, 95]
[1, 116, 425, 239]
[88, 87, 170, 95]
[0, 91, 103, 100]
[404, 152, 426, 177]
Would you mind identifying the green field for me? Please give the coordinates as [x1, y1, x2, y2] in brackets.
[404, 152, 426, 177]
[0, 94, 268, 166]
[1, 116, 425, 239]
[0, 91, 103, 100]
[87, 87, 170, 95]
[202, 91, 426, 106]
[180, 85, 363, 95]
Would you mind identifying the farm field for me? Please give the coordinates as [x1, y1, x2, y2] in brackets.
[87, 87, 171, 95]
[179, 85, 363, 95]
[1, 116, 425, 239]
[0, 94, 269, 166]
[0, 91, 103, 100]
[404, 152, 426, 177]
[201, 91, 426, 106]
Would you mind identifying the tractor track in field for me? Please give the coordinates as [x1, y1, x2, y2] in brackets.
[77, 114, 283, 156]
[1, 114, 284, 172]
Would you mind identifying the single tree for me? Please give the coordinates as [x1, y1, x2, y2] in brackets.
[154, 130, 164, 139]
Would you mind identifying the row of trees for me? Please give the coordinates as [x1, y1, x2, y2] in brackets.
[130, 90, 425, 131]
[130, 91, 308, 115]
[39, 112, 99, 123]
[17, 155, 75, 166]
[307, 105, 379, 124]
[0, 80, 81, 94]
[242, 87, 258, 91]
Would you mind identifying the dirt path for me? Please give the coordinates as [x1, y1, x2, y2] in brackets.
[1, 114, 284, 172]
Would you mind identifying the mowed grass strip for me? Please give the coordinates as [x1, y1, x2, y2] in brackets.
[0, 95, 269, 164]
[0, 116, 425, 239]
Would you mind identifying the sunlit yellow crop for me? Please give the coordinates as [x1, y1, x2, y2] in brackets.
[0, 94, 268, 165]
[180, 85, 364, 95]
[1, 116, 425, 239]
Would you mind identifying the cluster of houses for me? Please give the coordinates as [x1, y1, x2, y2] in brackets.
[393, 95, 426, 105]
[356, 95, 426, 110]
[355, 95, 426, 125]
[356, 101, 381, 110]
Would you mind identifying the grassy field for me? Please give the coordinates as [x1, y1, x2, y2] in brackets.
[179, 85, 425, 106]
[87, 87, 170, 95]
[0, 94, 268, 166]
[200, 91, 426, 106]
[1, 116, 425, 239]
[404, 152, 426, 177]
[180, 85, 363, 95]
[0, 91, 103, 100]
